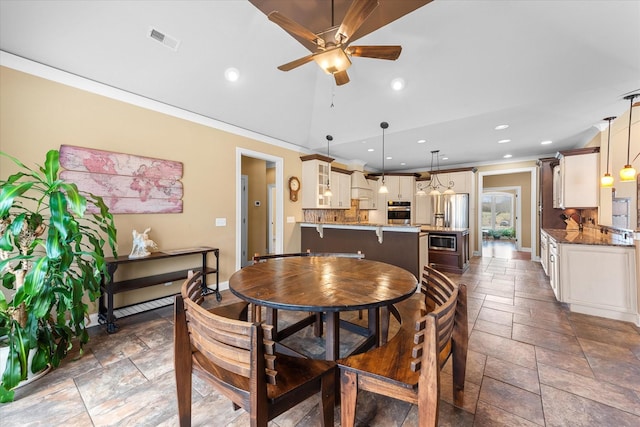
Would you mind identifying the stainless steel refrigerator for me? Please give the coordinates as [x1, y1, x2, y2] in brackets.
[431, 193, 469, 228]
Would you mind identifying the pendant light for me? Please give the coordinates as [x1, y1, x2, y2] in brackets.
[423, 150, 455, 195]
[323, 135, 333, 197]
[619, 94, 638, 182]
[378, 122, 389, 194]
[600, 116, 616, 187]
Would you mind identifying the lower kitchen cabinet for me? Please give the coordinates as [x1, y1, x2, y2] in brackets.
[559, 243, 637, 322]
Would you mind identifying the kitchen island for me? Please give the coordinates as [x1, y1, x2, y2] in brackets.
[421, 226, 470, 274]
[300, 223, 427, 278]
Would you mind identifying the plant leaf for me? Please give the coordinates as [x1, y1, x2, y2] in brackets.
[0, 182, 34, 217]
[43, 149, 60, 185]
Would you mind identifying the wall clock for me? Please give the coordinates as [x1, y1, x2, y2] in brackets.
[288, 176, 300, 202]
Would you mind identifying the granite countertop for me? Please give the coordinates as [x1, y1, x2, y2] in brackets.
[299, 222, 421, 231]
[419, 225, 469, 233]
[543, 228, 634, 247]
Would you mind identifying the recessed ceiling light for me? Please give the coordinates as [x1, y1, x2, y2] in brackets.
[442, 157, 449, 160]
[495, 124, 509, 130]
[390, 78, 405, 91]
[400, 162, 406, 166]
[498, 139, 511, 144]
[224, 67, 240, 82]
[361, 140, 367, 144]
[541, 140, 553, 145]
[386, 156, 392, 160]
[417, 139, 426, 144]
[367, 148, 375, 152]
[503, 154, 512, 158]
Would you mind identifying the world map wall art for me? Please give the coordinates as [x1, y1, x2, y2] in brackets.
[59, 145, 183, 214]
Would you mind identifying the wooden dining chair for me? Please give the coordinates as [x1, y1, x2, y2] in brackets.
[174, 271, 336, 427]
[338, 265, 468, 427]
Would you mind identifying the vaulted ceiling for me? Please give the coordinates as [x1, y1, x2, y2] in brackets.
[1, 0, 639, 171]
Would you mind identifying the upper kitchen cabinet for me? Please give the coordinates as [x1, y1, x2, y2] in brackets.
[301, 154, 333, 209]
[328, 168, 352, 209]
[380, 174, 416, 202]
[555, 148, 600, 209]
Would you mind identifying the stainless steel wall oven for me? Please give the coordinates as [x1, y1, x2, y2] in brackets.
[387, 201, 411, 224]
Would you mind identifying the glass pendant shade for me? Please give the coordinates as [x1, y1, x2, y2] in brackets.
[600, 173, 614, 187]
[416, 188, 426, 197]
[379, 183, 388, 194]
[620, 165, 636, 181]
[324, 187, 333, 197]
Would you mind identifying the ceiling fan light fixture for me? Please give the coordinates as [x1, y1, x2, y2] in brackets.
[314, 47, 351, 74]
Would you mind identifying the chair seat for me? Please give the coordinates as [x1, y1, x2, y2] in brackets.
[194, 351, 335, 400]
[338, 294, 426, 388]
[208, 301, 249, 320]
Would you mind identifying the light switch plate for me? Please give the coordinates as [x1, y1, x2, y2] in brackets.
[215, 218, 226, 226]
[287, 216, 295, 223]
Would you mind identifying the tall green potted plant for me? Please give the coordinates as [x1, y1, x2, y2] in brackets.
[0, 149, 117, 402]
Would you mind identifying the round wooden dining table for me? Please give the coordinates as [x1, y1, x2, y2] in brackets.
[228, 256, 418, 360]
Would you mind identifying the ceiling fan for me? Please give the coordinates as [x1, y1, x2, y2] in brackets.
[267, 0, 402, 85]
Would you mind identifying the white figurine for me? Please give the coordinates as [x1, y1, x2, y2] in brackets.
[128, 228, 158, 259]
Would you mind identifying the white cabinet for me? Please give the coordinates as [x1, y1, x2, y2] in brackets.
[557, 152, 599, 208]
[540, 230, 549, 276]
[328, 171, 351, 209]
[559, 243, 637, 322]
[445, 171, 471, 193]
[382, 175, 415, 201]
[301, 158, 331, 209]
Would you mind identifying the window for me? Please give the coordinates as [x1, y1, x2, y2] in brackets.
[482, 192, 515, 238]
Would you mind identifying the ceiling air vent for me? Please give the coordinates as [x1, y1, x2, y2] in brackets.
[148, 27, 180, 51]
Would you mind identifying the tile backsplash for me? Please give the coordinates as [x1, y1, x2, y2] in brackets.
[303, 200, 369, 223]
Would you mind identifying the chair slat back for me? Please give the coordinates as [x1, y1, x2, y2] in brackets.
[181, 272, 276, 381]
[411, 266, 460, 372]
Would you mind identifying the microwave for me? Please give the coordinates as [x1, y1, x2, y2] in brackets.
[429, 234, 456, 252]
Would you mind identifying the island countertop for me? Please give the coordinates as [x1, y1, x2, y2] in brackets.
[543, 228, 634, 247]
[299, 222, 421, 233]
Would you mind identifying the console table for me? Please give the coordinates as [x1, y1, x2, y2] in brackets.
[99, 247, 219, 333]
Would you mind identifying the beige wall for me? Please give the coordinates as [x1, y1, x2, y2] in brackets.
[0, 66, 305, 309]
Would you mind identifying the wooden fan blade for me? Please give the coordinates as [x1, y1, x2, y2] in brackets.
[347, 45, 402, 60]
[268, 11, 324, 48]
[277, 54, 316, 71]
[336, 0, 378, 44]
[334, 70, 350, 86]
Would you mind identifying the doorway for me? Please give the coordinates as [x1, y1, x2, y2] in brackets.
[236, 148, 284, 271]
[477, 168, 537, 260]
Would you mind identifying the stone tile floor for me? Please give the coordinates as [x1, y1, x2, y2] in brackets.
[2, 254, 640, 426]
